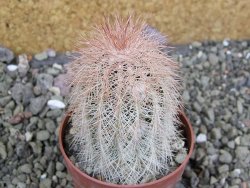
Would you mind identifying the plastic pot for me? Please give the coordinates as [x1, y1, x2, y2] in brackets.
[59, 111, 194, 188]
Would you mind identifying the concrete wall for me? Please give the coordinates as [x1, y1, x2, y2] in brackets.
[1, 0, 249, 53]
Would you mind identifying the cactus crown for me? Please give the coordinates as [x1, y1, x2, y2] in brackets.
[67, 15, 182, 185]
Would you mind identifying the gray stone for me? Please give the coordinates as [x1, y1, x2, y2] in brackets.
[16, 182, 26, 188]
[19, 164, 32, 174]
[235, 146, 249, 160]
[240, 134, 250, 146]
[17, 54, 30, 77]
[218, 164, 229, 173]
[211, 128, 222, 140]
[45, 119, 56, 133]
[175, 151, 187, 164]
[0, 141, 7, 159]
[56, 162, 65, 171]
[39, 179, 52, 188]
[237, 100, 243, 114]
[219, 150, 232, 163]
[34, 51, 48, 61]
[227, 141, 235, 149]
[36, 73, 53, 93]
[182, 90, 190, 101]
[0, 45, 14, 63]
[11, 83, 34, 105]
[36, 130, 50, 141]
[208, 53, 219, 64]
[29, 96, 47, 115]
[0, 96, 12, 107]
[206, 108, 215, 123]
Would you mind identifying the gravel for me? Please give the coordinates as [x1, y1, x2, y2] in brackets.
[0, 40, 250, 187]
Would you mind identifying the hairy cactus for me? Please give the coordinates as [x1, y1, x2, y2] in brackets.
[67, 15, 183, 185]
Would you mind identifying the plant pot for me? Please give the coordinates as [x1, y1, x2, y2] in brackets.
[59, 111, 195, 188]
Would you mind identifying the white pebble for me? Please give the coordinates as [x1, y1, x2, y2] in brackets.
[47, 99, 66, 109]
[25, 132, 33, 142]
[52, 63, 63, 70]
[7, 64, 18, 71]
[223, 39, 229, 47]
[196, 133, 207, 143]
[246, 52, 250, 59]
[40, 173, 47, 180]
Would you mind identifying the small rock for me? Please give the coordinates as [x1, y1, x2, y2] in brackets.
[39, 178, 52, 188]
[47, 99, 66, 109]
[45, 119, 56, 133]
[25, 131, 33, 142]
[223, 39, 229, 46]
[182, 90, 190, 101]
[16, 182, 26, 188]
[29, 96, 47, 115]
[211, 128, 222, 140]
[36, 130, 50, 141]
[230, 169, 241, 177]
[218, 164, 229, 173]
[11, 83, 34, 105]
[54, 74, 71, 96]
[49, 87, 60, 96]
[219, 150, 233, 163]
[227, 140, 235, 149]
[7, 64, 18, 72]
[17, 54, 30, 77]
[19, 164, 32, 174]
[210, 176, 217, 184]
[46, 49, 56, 57]
[0, 46, 14, 63]
[237, 100, 243, 114]
[196, 133, 207, 143]
[34, 51, 48, 61]
[192, 41, 202, 47]
[208, 53, 219, 64]
[0, 96, 12, 107]
[56, 162, 65, 171]
[36, 73, 54, 93]
[52, 63, 62, 70]
[175, 151, 187, 164]
[240, 134, 250, 146]
[206, 108, 215, 123]
[0, 141, 7, 159]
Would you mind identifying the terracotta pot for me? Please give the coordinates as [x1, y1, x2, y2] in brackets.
[59, 112, 194, 188]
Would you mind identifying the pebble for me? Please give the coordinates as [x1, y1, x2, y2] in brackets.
[34, 51, 48, 61]
[237, 100, 243, 114]
[25, 131, 33, 142]
[0, 141, 7, 159]
[52, 63, 63, 70]
[208, 53, 219, 64]
[36, 73, 54, 93]
[196, 133, 207, 143]
[36, 130, 50, 141]
[219, 150, 233, 163]
[47, 99, 66, 109]
[49, 86, 61, 96]
[29, 96, 47, 115]
[0, 45, 14, 63]
[19, 164, 32, 174]
[17, 54, 30, 77]
[211, 128, 222, 140]
[7, 64, 18, 71]
[175, 151, 187, 164]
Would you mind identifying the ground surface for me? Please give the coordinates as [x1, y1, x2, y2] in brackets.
[0, 40, 249, 188]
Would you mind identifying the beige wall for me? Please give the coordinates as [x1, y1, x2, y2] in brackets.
[1, 0, 249, 54]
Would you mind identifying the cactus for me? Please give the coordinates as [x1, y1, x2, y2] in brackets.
[67, 15, 183, 185]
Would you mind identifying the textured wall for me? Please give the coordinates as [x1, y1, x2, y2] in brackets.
[0, 0, 250, 53]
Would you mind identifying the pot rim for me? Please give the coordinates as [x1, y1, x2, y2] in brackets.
[59, 111, 195, 187]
